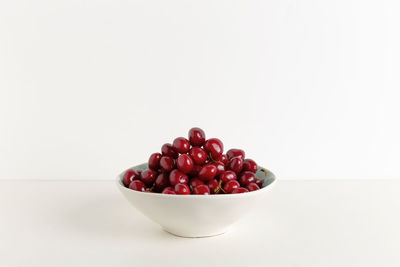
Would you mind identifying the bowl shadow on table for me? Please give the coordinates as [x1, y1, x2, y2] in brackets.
[56, 192, 180, 241]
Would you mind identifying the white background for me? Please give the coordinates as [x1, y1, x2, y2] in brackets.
[1, 0, 399, 180]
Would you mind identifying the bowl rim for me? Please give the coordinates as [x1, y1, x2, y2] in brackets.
[116, 163, 276, 199]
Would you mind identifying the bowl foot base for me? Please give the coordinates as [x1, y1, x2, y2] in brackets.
[163, 228, 228, 238]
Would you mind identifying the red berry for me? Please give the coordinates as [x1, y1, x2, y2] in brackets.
[207, 179, 220, 194]
[129, 180, 146, 192]
[162, 187, 176, 194]
[216, 154, 228, 165]
[227, 149, 245, 160]
[193, 184, 210, 195]
[232, 187, 249, 194]
[246, 182, 260, 191]
[154, 173, 170, 192]
[198, 164, 217, 181]
[204, 138, 224, 159]
[140, 169, 157, 185]
[161, 143, 178, 158]
[174, 183, 190, 195]
[189, 177, 204, 188]
[239, 171, 256, 186]
[188, 127, 206, 146]
[169, 169, 189, 186]
[188, 164, 202, 177]
[159, 156, 175, 172]
[148, 153, 162, 170]
[255, 178, 263, 188]
[122, 169, 141, 187]
[243, 159, 258, 173]
[213, 162, 225, 176]
[172, 137, 190, 153]
[189, 147, 208, 165]
[228, 156, 244, 173]
[176, 154, 194, 174]
[223, 180, 240, 194]
[220, 170, 237, 183]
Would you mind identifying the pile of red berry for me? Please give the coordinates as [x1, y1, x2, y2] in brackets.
[122, 128, 263, 195]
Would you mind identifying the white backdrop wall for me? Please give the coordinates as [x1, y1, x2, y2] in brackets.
[1, 0, 399, 180]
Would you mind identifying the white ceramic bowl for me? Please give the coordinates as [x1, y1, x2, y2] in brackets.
[116, 163, 276, 238]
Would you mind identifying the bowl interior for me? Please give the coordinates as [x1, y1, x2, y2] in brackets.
[118, 163, 276, 190]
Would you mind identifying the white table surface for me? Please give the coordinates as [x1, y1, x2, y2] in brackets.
[1, 180, 399, 267]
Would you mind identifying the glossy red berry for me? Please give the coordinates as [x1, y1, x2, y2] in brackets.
[129, 180, 146, 192]
[174, 183, 190, 195]
[148, 153, 162, 170]
[189, 147, 208, 165]
[122, 169, 141, 187]
[213, 162, 225, 176]
[228, 156, 244, 173]
[223, 180, 240, 194]
[255, 178, 263, 188]
[193, 184, 210, 195]
[162, 187, 176, 194]
[227, 149, 245, 160]
[220, 170, 237, 183]
[188, 127, 206, 146]
[172, 137, 190, 153]
[169, 169, 189, 186]
[140, 169, 157, 185]
[159, 156, 175, 172]
[239, 171, 256, 186]
[243, 159, 258, 173]
[216, 154, 228, 165]
[189, 177, 204, 188]
[198, 164, 217, 181]
[232, 187, 249, 194]
[176, 154, 194, 173]
[204, 138, 224, 159]
[161, 143, 178, 158]
[207, 179, 220, 194]
[154, 172, 170, 192]
[246, 182, 260, 191]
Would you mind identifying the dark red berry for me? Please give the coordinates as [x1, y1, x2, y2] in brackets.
[172, 137, 190, 153]
[243, 159, 258, 173]
[198, 164, 217, 181]
[189, 147, 208, 165]
[207, 179, 220, 194]
[228, 156, 244, 173]
[188, 127, 206, 146]
[255, 178, 263, 188]
[220, 170, 237, 183]
[159, 156, 175, 172]
[174, 183, 190, 195]
[189, 177, 204, 188]
[213, 162, 225, 176]
[122, 169, 141, 187]
[227, 149, 245, 160]
[140, 169, 157, 185]
[161, 143, 178, 158]
[129, 180, 146, 192]
[154, 172, 170, 192]
[162, 187, 176, 194]
[223, 180, 240, 194]
[239, 171, 256, 186]
[246, 182, 260, 191]
[204, 138, 224, 159]
[188, 164, 201, 177]
[193, 184, 210, 195]
[148, 153, 162, 170]
[176, 154, 194, 174]
[232, 187, 249, 194]
[169, 169, 189, 186]
[216, 154, 228, 165]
